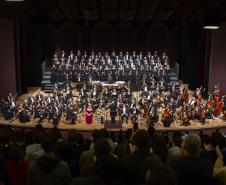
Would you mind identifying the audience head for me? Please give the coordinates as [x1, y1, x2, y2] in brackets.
[8, 144, 24, 162]
[142, 154, 163, 181]
[41, 135, 56, 154]
[211, 131, 226, 149]
[147, 126, 156, 137]
[145, 164, 177, 185]
[94, 154, 120, 184]
[92, 129, 109, 143]
[131, 129, 150, 152]
[68, 129, 84, 145]
[125, 128, 132, 141]
[32, 132, 43, 144]
[94, 138, 113, 158]
[10, 129, 25, 144]
[35, 124, 44, 131]
[172, 132, 183, 147]
[182, 133, 201, 157]
[152, 134, 168, 161]
[55, 140, 74, 162]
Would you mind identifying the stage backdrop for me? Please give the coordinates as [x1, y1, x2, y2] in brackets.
[23, 20, 205, 89]
[209, 23, 226, 94]
[0, 17, 16, 97]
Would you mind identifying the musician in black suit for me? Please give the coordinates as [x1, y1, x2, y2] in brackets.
[120, 103, 129, 124]
[130, 105, 139, 125]
[109, 101, 118, 124]
[18, 109, 30, 123]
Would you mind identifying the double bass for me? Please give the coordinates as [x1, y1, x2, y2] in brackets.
[181, 85, 189, 104]
[143, 100, 150, 118]
[223, 110, 226, 121]
[213, 101, 224, 117]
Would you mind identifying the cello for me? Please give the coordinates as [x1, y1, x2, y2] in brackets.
[213, 101, 224, 117]
[161, 107, 173, 127]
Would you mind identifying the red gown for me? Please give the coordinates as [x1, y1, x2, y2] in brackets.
[85, 108, 93, 124]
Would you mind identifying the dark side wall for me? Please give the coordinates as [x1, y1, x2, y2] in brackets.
[209, 23, 226, 94]
[26, 19, 47, 86]
[0, 17, 17, 97]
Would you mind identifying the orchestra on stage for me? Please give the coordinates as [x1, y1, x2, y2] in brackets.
[0, 50, 226, 128]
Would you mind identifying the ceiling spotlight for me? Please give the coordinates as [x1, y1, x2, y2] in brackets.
[203, 18, 220, 30]
[203, 25, 220, 30]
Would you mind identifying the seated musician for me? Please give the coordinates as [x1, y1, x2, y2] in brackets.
[103, 88, 109, 97]
[3, 101, 14, 120]
[147, 91, 153, 102]
[18, 108, 30, 123]
[161, 106, 174, 127]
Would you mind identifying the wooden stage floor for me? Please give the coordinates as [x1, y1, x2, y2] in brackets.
[1, 113, 226, 132]
[1, 87, 225, 132]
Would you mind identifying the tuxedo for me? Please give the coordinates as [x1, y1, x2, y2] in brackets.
[120, 105, 129, 124]
[110, 103, 117, 124]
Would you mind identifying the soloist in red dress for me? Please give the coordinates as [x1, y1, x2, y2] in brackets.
[85, 108, 93, 124]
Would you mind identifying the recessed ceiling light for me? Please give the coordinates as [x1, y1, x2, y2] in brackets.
[203, 25, 220, 30]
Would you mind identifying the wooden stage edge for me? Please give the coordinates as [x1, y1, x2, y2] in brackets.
[1, 117, 226, 132]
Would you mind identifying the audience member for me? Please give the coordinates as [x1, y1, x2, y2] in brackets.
[141, 154, 163, 183]
[200, 132, 226, 165]
[120, 129, 151, 185]
[70, 138, 120, 185]
[170, 133, 214, 185]
[27, 135, 71, 185]
[213, 146, 226, 185]
[152, 134, 168, 162]
[5, 144, 28, 185]
[25, 133, 44, 163]
[167, 132, 183, 163]
[2, 123, 226, 185]
[145, 164, 177, 185]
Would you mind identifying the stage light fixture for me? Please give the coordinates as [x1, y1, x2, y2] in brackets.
[203, 25, 220, 30]
[203, 18, 220, 30]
